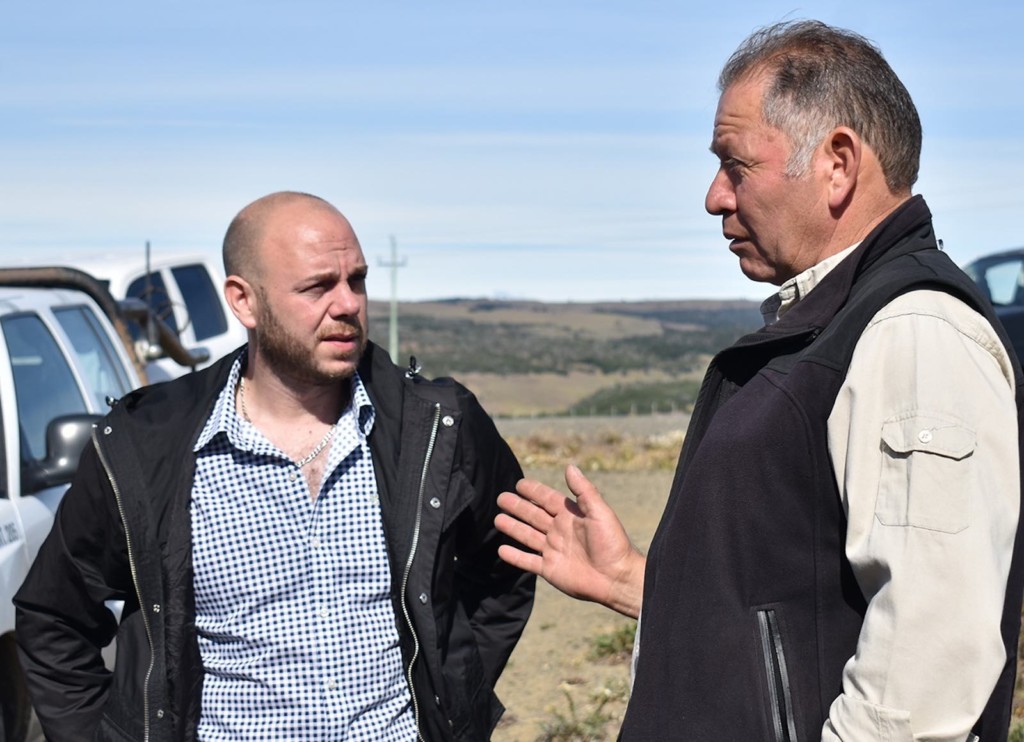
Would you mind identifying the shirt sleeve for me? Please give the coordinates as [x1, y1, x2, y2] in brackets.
[823, 290, 1019, 741]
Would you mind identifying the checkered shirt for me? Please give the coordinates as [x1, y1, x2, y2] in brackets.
[190, 357, 416, 740]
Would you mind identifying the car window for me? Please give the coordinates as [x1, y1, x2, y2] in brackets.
[171, 264, 228, 341]
[0, 313, 88, 462]
[127, 271, 179, 334]
[0, 397, 7, 499]
[54, 305, 133, 407]
[966, 255, 1024, 304]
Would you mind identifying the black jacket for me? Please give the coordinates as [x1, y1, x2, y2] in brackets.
[14, 341, 535, 741]
[621, 197, 1024, 741]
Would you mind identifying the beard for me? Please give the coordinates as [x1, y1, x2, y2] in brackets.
[254, 293, 366, 386]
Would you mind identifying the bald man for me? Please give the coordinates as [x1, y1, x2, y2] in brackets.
[15, 192, 535, 742]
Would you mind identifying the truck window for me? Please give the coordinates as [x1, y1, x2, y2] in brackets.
[54, 305, 133, 407]
[0, 313, 88, 462]
[171, 264, 228, 341]
[127, 272, 179, 334]
[0, 397, 6, 499]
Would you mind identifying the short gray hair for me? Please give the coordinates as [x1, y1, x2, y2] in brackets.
[719, 20, 921, 192]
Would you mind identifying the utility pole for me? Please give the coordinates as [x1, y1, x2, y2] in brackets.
[378, 235, 406, 361]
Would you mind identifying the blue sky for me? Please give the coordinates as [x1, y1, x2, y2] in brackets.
[2, 1, 1021, 302]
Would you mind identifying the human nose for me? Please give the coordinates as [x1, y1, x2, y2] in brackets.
[327, 282, 362, 317]
[705, 168, 735, 216]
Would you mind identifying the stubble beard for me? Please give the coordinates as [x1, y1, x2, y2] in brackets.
[254, 298, 365, 387]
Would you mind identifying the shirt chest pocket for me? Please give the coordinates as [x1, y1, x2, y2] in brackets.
[876, 412, 976, 534]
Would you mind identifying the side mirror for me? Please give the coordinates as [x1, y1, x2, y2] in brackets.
[186, 345, 211, 368]
[22, 414, 102, 494]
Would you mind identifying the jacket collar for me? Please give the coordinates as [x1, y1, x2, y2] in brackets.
[727, 195, 935, 354]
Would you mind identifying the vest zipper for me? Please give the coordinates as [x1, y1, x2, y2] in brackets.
[93, 428, 156, 742]
[400, 403, 442, 742]
[757, 608, 798, 742]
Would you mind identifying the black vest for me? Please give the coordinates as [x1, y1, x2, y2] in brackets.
[620, 196, 1024, 742]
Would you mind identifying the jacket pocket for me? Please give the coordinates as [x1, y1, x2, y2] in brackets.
[877, 412, 976, 533]
[757, 608, 799, 742]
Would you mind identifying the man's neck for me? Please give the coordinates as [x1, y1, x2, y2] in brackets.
[242, 361, 349, 428]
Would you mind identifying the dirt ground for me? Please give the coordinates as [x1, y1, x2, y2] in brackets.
[490, 415, 683, 741]
[491, 466, 673, 742]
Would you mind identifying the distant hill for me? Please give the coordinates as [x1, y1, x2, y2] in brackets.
[368, 298, 761, 376]
[367, 298, 762, 417]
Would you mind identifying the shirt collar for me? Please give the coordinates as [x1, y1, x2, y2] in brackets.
[350, 372, 375, 440]
[194, 350, 375, 452]
[760, 242, 861, 325]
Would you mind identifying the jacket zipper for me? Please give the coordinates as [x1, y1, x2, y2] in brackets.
[757, 608, 798, 742]
[93, 427, 156, 742]
[400, 403, 442, 742]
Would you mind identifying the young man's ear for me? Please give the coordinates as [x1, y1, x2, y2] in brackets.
[224, 275, 258, 330]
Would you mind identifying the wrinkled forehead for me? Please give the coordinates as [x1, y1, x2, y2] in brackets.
[711, 76, 771, 144]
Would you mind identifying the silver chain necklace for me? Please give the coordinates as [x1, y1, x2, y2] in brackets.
[238, 376, 338, 468]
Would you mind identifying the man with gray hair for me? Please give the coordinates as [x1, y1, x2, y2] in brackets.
[497, 20, 1024, 741]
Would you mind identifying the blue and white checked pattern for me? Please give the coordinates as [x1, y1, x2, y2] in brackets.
[190, 358, 416, 740]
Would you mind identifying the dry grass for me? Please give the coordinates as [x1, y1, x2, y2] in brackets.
[378, 300, 664, 340]
[492, 412, 681, 741]
[492, 464, 674, 742]
[506, 428, 685, 472]
[460, 370, 690, 418]
[1014, 629, 1024, 736]
[461, 356, 710, 419]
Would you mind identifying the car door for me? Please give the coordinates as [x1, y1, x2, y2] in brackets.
[0, 323, 28, 643]
[2, 297, 139, 563]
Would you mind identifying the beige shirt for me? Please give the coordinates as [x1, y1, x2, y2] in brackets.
[767, 248, 1019, 741]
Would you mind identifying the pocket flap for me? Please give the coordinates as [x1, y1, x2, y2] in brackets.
[881, 414, 976, 460]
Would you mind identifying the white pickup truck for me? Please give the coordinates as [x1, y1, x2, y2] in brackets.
[1, 246, 248, 383]
[0, 268, 151, 742]
[76, 250, 247, 382]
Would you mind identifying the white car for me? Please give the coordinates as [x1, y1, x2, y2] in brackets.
[0, 273, 144, 742]
[75, 250, 247, 382]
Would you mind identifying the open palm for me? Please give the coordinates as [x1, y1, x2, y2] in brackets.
[495, 464, 646, 618]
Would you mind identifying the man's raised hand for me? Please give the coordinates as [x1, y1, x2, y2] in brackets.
[495, 464, 645, 618]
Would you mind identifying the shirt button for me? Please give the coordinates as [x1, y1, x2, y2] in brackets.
[326, 679, 337, 691]
[419, 593, 428, 604]
[918, 430, 933, 444]
[311, 537, 322, 549]
[429, 497, 441, 509]
[319, 607, 330, 618]
[442, 415, 454, 427]
[290, 472, 299, 482]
